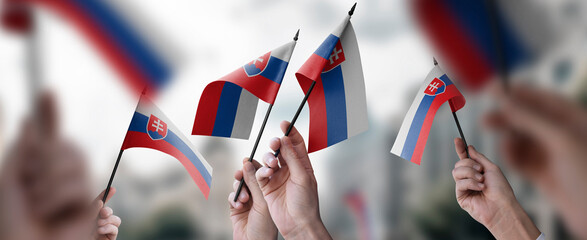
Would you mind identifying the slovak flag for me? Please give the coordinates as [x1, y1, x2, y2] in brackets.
[296, 14, 368, 153]
[412, 0, 538, 90]
[122, 97, 213, 198]
[391, 66, 466, 165]
[192, 40, 296, 139]
[27, 0, 177, 94]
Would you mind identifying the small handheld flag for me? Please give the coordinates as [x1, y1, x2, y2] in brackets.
[391, 66, 466, 165]
[295, 7, 368, 153]
[192, 40, 296, 139]
[104, 95, 213, 200]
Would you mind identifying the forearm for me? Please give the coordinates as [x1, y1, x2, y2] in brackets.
[284, 218, 332, 240]
[487, 200, 541, 240]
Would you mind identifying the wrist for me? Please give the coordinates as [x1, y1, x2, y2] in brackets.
[284, 216, 331, 240]
[487, 200, 541, 240]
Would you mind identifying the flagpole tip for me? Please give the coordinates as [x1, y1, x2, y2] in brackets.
[349, 2, 357, 16]
[433, 57, 438, 66]
[294, 29, 300, 41]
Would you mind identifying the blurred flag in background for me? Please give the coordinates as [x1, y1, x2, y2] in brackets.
[28, 0, 179, 95]
[412, 0, 556, 90]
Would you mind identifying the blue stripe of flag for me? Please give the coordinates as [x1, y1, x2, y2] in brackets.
[314, 34, 340, 60]
[443, 0, 528, 72]
[74, 0, 171, 88]
[127, 113, 212, 186]
[401, 94, 436, 161]
[211, 82, 242, 137]
[260, 56, 289, 84]
[321, 65, 348, 146]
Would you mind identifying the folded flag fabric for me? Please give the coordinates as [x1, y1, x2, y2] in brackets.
[391, 66, 466, 165]
[296, 14, 368, 153]
[412, 0, 552, 90]
[122, 96, 213, 198]
[28, 0, 177, 94]
[192, 40, 296, 139]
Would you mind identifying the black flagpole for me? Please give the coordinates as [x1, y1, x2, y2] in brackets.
[102, 88, 146, 203]
[433, 58, 470, 158]
[485, 0, 508, 90]
[233, 30, 300, 202]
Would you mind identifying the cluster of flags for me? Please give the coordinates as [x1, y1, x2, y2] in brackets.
[3, 0, 545, 199]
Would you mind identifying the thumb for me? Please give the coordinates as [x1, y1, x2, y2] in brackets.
[91, 187, 116, 216]
[280, 136, 313, 178]
[242, 162, 264, 202]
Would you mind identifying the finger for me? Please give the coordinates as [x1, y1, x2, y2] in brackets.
[234, 170, 243, 181]
[242, 161, 265, 201]
[455, 158, 483, 172]
[231, 181, 249, 203]
[468, 146, 496, 170]
[456, 179, 485, 192]
[228, 192, 243, 210]
[269, 137, 281, 152]
[95, 187, 117, 204]
[262, 152, 279, 169]
[255, 166, 274, 189]
[499, 92, 563, 142]
[454, 138, 469, 160]
[279, 136, 313, 178]
[91, 188, 116, 217]
[279, 121, 305, 146]
[98, 214, 121, 227]
[97, 224, 118, 236]
[241, 157, 262, 169]
[452, 166, 483, 182]
[100, 206, 113, 218]
[37, 91, 59, 138]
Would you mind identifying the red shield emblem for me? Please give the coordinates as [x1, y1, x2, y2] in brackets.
[147, 114, 168, 140]
[243, 52, 271, 77]
[323, 40, 345, 72]
[424, 78, 446, 96]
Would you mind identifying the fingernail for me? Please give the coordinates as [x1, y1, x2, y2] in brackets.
[263, 167, 271, 175]
[478, 183, 484, 188]
[235, 202, 242, 208]
[475, 173, 483, 180]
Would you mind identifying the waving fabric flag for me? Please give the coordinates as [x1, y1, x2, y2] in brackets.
[412, 0, 551, 90]
[391, 66, 466, 165]
[123, 97, 213, 198]
[296, 15, 368, 153]
[28, 0, 177, 94]
[192, 41, 296, 139]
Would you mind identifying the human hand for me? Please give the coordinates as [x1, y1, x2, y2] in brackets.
[228, 158, 277, 240]
[255, 121, 331, 240]
[453, 138, 540, 240]
[94, 189, 121, 240]
[485, 83, 587, 237]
